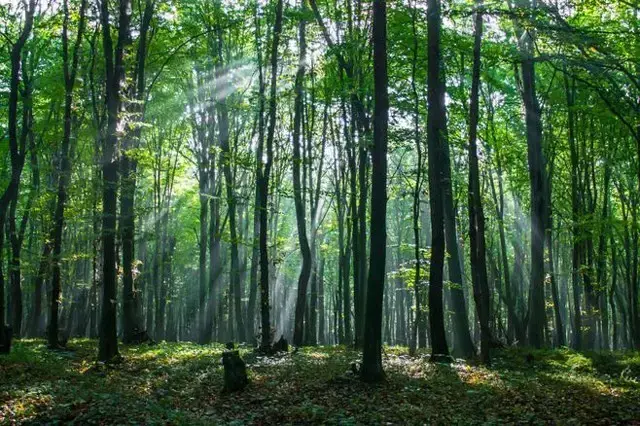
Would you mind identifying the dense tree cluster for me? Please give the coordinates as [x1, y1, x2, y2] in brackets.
[1, 0, 639, 380]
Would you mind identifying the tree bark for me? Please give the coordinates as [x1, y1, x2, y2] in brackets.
[48, 0, 88, 349]
[122, 0, 153, 343]
[217, 26, 246, 343]
[409, 0, 424, 356]
[0, 0, 35, 350]
[361, 0, 388, 382]
[467, 0, 491, 364]
[427, 0, 450, 360]
[292, 0, 313, 347]
[258, 0, 283, 350]
[99, 0, 131, 361]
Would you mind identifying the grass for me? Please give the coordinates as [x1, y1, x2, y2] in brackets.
[1, 339, 639, 425]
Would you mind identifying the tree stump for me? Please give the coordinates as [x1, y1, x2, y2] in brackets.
[125, 328, 154, 345]
[0, 326, 12, 354]
[272, 335, 288, 353]
[222, 350, 248, 392]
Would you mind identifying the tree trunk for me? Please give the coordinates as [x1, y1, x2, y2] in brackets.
[467, 1, 491, 364]
[409, 0, 424, 356]
[565, 70, 582, 350]
[318, 256, 325, 345]
[609, 233, 618, 350]
[258, 0, 283, 350]
[47, 0, 87, 348]
[122, 0, 153, 343]
[361, 0, 388, 382]
[217, 28, 246, 343]
[292, 0, 313, 347]
[596, 157, 611, 349]
[427, 0, 450, 360]
[0, 0, 35, 350]
[247, 2, 265, 345]
[515, 0, 546, 348]
[99, 0, 131, 362]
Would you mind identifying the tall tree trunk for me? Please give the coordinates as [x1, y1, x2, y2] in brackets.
[341, 100, 354, 345]
[596, 156, 612, 349]
[609, 233, 618, 350]
[630, 203, 639, 348]
[258, 0, 283, 349]
[197, 166, 209, 342]
[516, 0, 546, 348]
[427, 0, 450, 360]
[292, 0, 313, 347]
[247, 1, 265, 344]
[565, 70, 582, 350]
[122, 0, 153, 343]
[467, 0, 491, 364]
[209, 194, 221, 341]
[395, 248, 406, 346]
[354, 141, 368, 349]
[99, 0, 131, 361]
[318, 256, 325, 345]
[409, 0, 424, 357]
[442, 141, 475, 358]
[361, 0, 388, 382]
[8, 70, 34, 338]
[0, 0, 34, 351]
[217, 27, 246, 343]
[48, 0, 87, 349]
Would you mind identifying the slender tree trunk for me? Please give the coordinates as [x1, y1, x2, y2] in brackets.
[409, 0, 424, 356]
[217, 29, 246, 343]
[8, 94, 34, 338]
[258, 0, 283, 350]
[442, 143, 475, 358]
[318, 256, 325, 345]
[209, 196, 221, 341]
[467, 1, 491, 364]
[0, 0, 34, 351]
[427, 0, 450, 360]
[292, 0, 313, 346]
[198, 168, 209, 342]
[361, 0, 388, 382]
[564, 71, 583, 350]
[354, 143, 368, 349]
[48, 0, 87, 348]
[516, 0, 547, 348]
[610, 233, 618, 350]
[122, 0, 153, 343]
[247, 1, 265, 345]
[340, 100, 354, 346]
[99, 0, 131, 361]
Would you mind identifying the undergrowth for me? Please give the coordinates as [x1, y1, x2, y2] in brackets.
[1, 340, 638, 424]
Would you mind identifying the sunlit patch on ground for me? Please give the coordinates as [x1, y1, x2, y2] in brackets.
[1, 339, 639, 424]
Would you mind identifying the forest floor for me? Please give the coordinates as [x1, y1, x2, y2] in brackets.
[1, 340, 639, 425]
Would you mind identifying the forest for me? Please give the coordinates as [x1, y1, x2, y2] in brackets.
[1, 0, 640, 423]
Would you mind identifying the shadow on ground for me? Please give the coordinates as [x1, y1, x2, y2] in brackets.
[1, 340, 638, 425]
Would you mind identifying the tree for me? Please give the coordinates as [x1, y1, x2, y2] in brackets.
[514, 0, 547, 348]
[467, 0, 491, 364]
[426, 0, 450, 361]
[258, 0, 283, 350]
[292, 0, 313, 347]
[360, 0, 388, 383]
[48, 0, 88, 349]
[99, 0, 131, 362]
[121, 0, 154, 344]
[0, 0, 35, 351]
